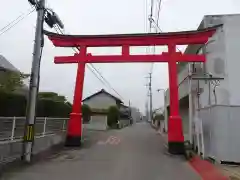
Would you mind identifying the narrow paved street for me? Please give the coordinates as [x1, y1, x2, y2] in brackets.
[3, 122, 200, 180]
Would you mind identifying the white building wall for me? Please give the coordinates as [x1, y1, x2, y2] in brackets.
[199, 27, 229, 107]
[224, 16, 240, 105]
[83, 93, 117, 109]
[199, 15, 240, 107]
[166, 14, 240, 108]
[131, 107, 141, 123]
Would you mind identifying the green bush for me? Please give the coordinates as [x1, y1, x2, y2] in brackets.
[36, 99, 72, 117]
[0, 92, 27, 116]
[107, 106, 119, 128]
[0, 92, 72, 117]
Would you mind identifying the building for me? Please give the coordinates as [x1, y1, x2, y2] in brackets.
[0, 55, 28, 95]
[130, 107, 142, 123]
[165, 14, 240, 163]
[82, 89, 131, 130]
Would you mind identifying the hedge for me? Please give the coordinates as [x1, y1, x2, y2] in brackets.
[0, 92, 72, 117]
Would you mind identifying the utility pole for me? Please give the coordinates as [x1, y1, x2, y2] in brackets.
[149, 73, 153, 123]
[188, 63, 193, 145]
[23, 0, 45, 163]
[145, 73, 153, 122]
[128, 100, 132, 124]
[23, 0, 64, 163]
[157, 88, 166, 131]
[145, 99, 149, 122]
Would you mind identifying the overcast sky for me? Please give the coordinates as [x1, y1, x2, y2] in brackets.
[0, 0, 239, 112]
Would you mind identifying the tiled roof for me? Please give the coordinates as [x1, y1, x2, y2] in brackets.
[82, 89, 123, 103]
[0, 55, 19, 72]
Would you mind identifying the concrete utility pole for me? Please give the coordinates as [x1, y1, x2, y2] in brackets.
[145, 100, 149, 122]
[146, 73, 153, 122]
[188, 63, 193, 144]
[157, 88, 166, 131]
[128, 100, 132, 124]
[23, 0, 45, 163]
[23, 0, 64, 163]
[149, 73, 153, 122]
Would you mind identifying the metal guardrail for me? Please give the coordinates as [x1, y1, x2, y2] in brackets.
[0, 117, 68, 141]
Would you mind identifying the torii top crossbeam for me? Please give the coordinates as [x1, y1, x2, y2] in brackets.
[44, 25, 220, 47]
[44, 25, 220, 64]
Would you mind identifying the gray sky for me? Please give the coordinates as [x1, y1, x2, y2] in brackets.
[0, 0, 239, 112]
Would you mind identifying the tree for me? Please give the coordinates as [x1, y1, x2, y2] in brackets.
[0, 71, 29, 93]
[107, 106, 120, 128]
[154, 113, 164, 121]
[38, 92, 67, 102]
[82, 104, 91, 124]
[153, 113, 165, 127]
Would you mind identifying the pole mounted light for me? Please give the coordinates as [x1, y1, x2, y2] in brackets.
[44, 8, 64, 29]
[51, 12, 64, 29]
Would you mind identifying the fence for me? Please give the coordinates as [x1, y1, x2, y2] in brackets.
[196, 105, 240, 163]
[0, 117, 68, 141]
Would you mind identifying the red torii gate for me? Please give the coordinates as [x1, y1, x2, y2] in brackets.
[44, 25, 218, 154]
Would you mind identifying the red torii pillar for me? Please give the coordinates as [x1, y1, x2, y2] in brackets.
[44, 25, 219, 154]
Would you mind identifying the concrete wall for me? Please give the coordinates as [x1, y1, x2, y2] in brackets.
[119, 119, 130, 128]
[199, 15, 240, 107]
[0, 132, 66, 170]
[199, 105, 240, 162]
[83, 115, 108, 131]
[179, 104, 189, 141]
[83, 93, 117, 109]
[224, 15, 240, 105]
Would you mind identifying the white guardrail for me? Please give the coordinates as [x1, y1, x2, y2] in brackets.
[0, 117, 68, 141]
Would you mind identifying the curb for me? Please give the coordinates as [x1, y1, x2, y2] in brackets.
[157, 132, 229, 180]
[189, 156, 229, 180]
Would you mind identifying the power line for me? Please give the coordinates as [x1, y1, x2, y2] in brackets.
[149, 0, 163, 74]
[156, 0, 163, 27]
[88, 64, 124, 99]
[149, 18, 182, 52]
[0, 7, 34, 32]
[53, 25, 124, 100]
[149, 0, 154, 30]
[0, 8, 35, 37]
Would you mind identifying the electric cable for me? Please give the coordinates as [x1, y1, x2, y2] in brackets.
[53, 25, 124, 100]
[149, 0, 163, 74]
[0, 8, 35, 37]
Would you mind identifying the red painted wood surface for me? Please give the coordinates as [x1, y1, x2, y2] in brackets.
[45, 26, 219, 146]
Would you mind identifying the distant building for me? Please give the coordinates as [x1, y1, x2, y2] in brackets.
[130, 107, 142, 123]
[0, 55, 28, 95]
[82, 89, 130, 130]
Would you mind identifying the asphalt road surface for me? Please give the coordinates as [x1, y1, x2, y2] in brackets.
[2, 122, 200, 180]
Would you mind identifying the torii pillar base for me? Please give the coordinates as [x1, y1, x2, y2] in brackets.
[65, 113, 82, 147]
[168, 116, 185, 154]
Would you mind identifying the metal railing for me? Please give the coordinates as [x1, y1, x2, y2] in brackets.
[0, 117, 68, 141]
